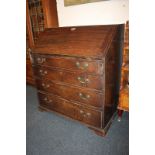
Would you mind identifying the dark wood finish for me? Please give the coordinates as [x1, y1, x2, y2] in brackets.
[103, 27, 122, 126]
[34, 65, 104, 90]
[42, 0, 59, 28]
[76, 104, 101, 128]
[36, 79, 103, 108]
[38, 92, 75, 119]
[31, 25, 123, 136]
[32, 26, 118, 58]
[26, 0, 35, 47]
[26, 0, 36, 85]
[38, 92, 101, 128]
[26, 0, 59, 85]
[33, 55, 104, 75]
[26, 59, 35, 85]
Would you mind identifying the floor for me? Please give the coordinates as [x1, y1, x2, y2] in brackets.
[26, 85, 129, 155]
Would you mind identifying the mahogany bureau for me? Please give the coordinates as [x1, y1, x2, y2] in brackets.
[30, 25, 123, 136]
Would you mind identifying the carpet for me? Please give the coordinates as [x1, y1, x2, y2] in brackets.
[26, 85, 129, 155]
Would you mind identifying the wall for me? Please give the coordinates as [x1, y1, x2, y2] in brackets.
[56, 0, 129, 27]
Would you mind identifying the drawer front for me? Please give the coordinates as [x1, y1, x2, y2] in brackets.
[33, 54, 104, 75]
[63, 72, 104, 91]
[34, 66, 62, 82]
[75, 104, 102, 128]
[36, 79, 104, 108]
[34, 66, 104, 90]
[38, 92, 102, 128]
[38, 92, 75, 119]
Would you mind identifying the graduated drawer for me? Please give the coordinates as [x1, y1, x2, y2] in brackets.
[75, 104, 102, 128]
[38, 92, 75, 119]
[36, 79, 104, 108]
[34, 66, 104, 90]
[33, 54, 104, 75]
[38, 92, 102, 128]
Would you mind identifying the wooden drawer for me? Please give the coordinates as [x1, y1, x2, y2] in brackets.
[75, 104, 102, 128]
[33, 54, 104, 75]
[34, 66, 104, 90]
[36, 79, 104, 108]
[38, 92, 102, 128]
[38, 92, 75, 119]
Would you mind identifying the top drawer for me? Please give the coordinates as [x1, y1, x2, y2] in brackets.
[32, 54, 104, 75]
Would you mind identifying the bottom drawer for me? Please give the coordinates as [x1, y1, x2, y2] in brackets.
[38, 92, 75, 119]
[38, 92, 102, 128]
[75, 104, 102, 128]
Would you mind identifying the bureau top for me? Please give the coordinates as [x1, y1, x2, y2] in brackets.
[32, 25, 121, 59]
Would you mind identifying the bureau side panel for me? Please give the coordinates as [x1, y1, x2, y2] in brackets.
[103, 25, 123, 127]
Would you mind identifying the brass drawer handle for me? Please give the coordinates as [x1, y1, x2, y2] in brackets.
[44, 97, 52, 103]
[80, 110, 84, 114]
[42, 83, 50, 88]
[39, 69, 48, 76]
[86, 112, 91, 116]
[76, 61, 88, 70]
[83, 113, 91, 117]
[37, 57, 46, 64]
[77, 76, 89, 84]
[79, 110, 91, 117]
[79, 93, 90, 100]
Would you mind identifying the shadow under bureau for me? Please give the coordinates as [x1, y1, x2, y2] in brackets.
[30, 25, 123, 136]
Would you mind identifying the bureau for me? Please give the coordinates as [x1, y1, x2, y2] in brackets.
[30, 25, 123, 136]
